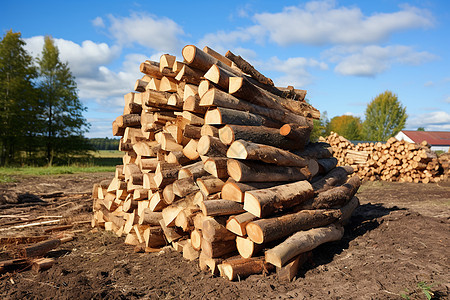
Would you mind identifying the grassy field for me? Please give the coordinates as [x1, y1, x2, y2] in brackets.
[0, 150, 123, 182]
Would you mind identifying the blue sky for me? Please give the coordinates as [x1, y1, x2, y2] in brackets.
[2, 0, 449, 137]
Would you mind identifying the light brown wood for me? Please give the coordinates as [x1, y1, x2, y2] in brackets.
[205, 107, 281, 128]
[183, 241, 199, 261]
[140, 60, 177, 79]
[138, 209, 163, 225]
[219, 124, 304, 150]
[221, 179, 286, 203]
[265, 224, 344, 268]
[199, 79, 223, 98]
[203, 46, 233, 66]
[236, 236, 264, 258]
[178, 160, 208, 180]
[182, 139, 200, 161]
[227, 159, 311, 183]
[154, 162, 181, 188]
[246, 209, 341, 244]
[173, 177, 199, 197]
[159, 54, 176, 72]
[201, 238, 237, 258]
[202, 217, 236, 242]
[226, 212, 257, 236]
[276, 252, 311, 282]
[243, 180, 314, 218]
[190, 229, 203, 250]
[196, 177, 226, 196]
[175, 64, 204, 85]
[200, 199, 244, 216]
[309, 175, 361, 209]
[219, 256, 273, 281]
[197, 135, 228, 157]
[225, 50, 273, 86]
[227, 140, 308, 167]
[203, 157, 228, 178]
[229, 76, 320, 119]
[182, 45, 240, 75]
[149, 191, 168, 212]
[200, 124, 220, 137]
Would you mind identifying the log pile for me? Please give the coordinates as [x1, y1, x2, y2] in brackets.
[91, 45, 360, 281]
[325, 132, 448, 183]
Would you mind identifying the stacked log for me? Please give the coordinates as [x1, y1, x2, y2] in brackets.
[325, 132, 447, 183]
[91, 45, 360, 282]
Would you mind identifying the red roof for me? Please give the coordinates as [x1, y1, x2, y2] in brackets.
[401, 131, 450, 146]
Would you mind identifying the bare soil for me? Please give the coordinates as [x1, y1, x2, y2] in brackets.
[1, 173, 449, 299]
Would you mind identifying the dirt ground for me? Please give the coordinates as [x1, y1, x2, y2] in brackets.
[0, 173, 449, 299]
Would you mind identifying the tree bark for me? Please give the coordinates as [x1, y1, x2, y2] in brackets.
[243, 180, 314, 218]
[200, 199, 244, 216]
[225, 50, 274, 86]
[219, 256, 273, 281]
[265, 224, 344, 268]
[227, 140, 308, 167]
[246, 209, 341, 244]
[227, 159, 311, 183]
[205, 107, 282, 128]
[219, 124, 304, 150]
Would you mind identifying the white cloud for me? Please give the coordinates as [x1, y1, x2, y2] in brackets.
[408, 111, 450, 131]
[198, 25, 265, 54]
[262, 56, 328, 87]
[106, 13, 184, 52]
[92, 16, 105, 28]
[253, 1, 433, 46]
[324, 45, 437, 76]
[24, 36, 121, 78]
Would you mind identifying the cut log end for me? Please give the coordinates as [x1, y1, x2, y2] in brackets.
[182, 45, 196, 64]
[245, 222, 264, 244]
[229, 77, 244, 94]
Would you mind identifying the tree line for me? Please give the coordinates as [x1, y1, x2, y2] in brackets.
[0, 30, 90, 166]
[89, 138, 120, 150]
[311, 90, 408, 142]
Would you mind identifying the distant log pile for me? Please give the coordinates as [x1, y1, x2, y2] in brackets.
[91, 45, 360, 281]
[324, 132, 449, 183]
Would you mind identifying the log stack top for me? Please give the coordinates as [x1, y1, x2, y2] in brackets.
[92, 45, 360, 282]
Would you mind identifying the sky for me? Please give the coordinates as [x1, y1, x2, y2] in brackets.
[1, 0, 449, 138]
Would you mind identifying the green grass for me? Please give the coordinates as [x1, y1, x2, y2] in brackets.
[0, 165, 116, 178]
[89, 150, 123, 158]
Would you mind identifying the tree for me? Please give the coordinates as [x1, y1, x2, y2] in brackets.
[37, 36, 90, 165]
[417, 127, 425, 131]
[0, 30, 38, 165]
[328, 115, 363, 140]
[363, 91, 407, 141]
[310, 111, 329, 142]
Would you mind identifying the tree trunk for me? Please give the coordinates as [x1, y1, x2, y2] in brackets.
[219, 256, 273, 281]
[225, 50, 273, 86]
[200, 199, 245, 216]
[227, 159, 311, 183]
[227, 140, 308, 167]
[246, 209, 341, 244]
[205, 107, 281, 128]
[243, 180, 314, 218]
[219, 124, 304, 150]
[265, 224, 344, 268]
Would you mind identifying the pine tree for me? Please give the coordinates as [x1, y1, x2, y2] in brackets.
[0, 30, 38, 165]
[363, 91, 407, 141]
[37, 36, 90, 165]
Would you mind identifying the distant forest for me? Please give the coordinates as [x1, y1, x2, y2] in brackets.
[89, 138, 120, 150]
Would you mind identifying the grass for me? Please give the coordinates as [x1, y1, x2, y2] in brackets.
[0, 150, 124, 182]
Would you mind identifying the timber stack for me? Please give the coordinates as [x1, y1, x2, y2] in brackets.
[91, 45, 360, 281]
[325, 132, 448, 183]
